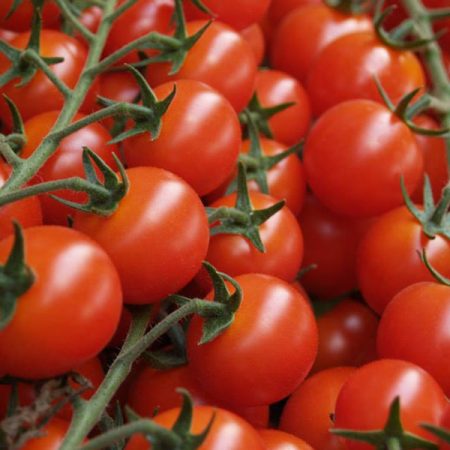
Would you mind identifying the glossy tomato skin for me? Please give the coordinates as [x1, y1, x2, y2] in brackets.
[258, 429, 314, 450]
[187, 274, 318, 407]
[73, 167, 209, 304]
[0, 0, 59, 31]
[303, 100, 423, 218]
[207, 191, 304, 282]
[21, 111, 118, 225]
[103, 0, 174, 64]
[267, 0, 322, 26]
[377, 282, 450, 396]
[0, 30, 97, 127]
[0, 226, 122, 379]
[312, 300, 378, 374]
[183, 0, 271, 31]
[254, 69, 311, 146]
[334, 359, 448, 450]
[240, 24, 265, 64]
[439, 405, 450, 450]
[306, 32, 425, 117]
[298, 195, 371, 299]
[20, 418, 70, 450]
[0, 163, 42, 240]
[125, 405, 266, 450]
[270, 5, 373, 83]
[146, 20, 257, 112]
[280, 367, 356, 450]
[123, 80, 241, 196]
[357, 205, 450, 314]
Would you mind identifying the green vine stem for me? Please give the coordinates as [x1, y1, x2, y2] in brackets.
[401, 0, 450, 174]
[54, 0, 96, 42]
[59, 300, 225, 449]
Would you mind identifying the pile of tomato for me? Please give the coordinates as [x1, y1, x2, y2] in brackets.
[0, 0, 449, 449]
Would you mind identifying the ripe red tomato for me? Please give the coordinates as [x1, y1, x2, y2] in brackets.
[0, 0, 59, 32]
[306, 32, 425, 117]
[0, 163, 42, 239]
[20, 111, 118, 225]
[20, 418, 71, 450]
[103, 0, 174, 64]
[334, 359, 448, 450]
[0, 30, 97, 128]
[270, 4, 373, 83]
[125, 405, 266, 450]
[123, 80, 241, 196]
[0, 226, 122, 379]
[254, 69, 311, 145]
[303, 100, 423, 217]
[0, 27, 17, 43]
[258, 429, 314, 450]
[146, 20, 258, 112]
[240, 24, 265, 64]
[206, 191, 304, 282]
[280, 366, 356, 450]
[377, 282, 450, 396]
[357, 205, 450, 314]
[267, 0, 322, 26]
[73, 167, 209, 304]
[183, 0, 271, 31]
[438, 405, 450, 450]
[312, 299, 378, 373]
[187, 273, 318, 407]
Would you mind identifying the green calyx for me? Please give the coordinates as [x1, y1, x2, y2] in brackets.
[333, 397, 438, 450]
[51, 147, 129, 216]
[207, 162, 285, 252]
[420, 249, 450, 286]
[324, 0, 371, 15]
[422, 423, 450, 445]
[0, 223, 34, 331]
[2, 95, 26, 154]
[402, 176, 450, 240]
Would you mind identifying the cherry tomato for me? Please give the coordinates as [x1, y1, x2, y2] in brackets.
[377, 282, 450, 396]
[0, 0, 59, 32]
[240, 24, 265, 64]
[187, 273, 318, 407]
[258, 429, 314, 450]
[438, 405, 450, 450]
[267, 0, 322, 26]
[0, 163, 42, 240]
[0, 226, 122, 379]
[0, 30, 97, 128]
[334, 359, 448, 450]
[73, 167, 210, 304]
[306, 32, 425, 117]
[146, 20, 257, 112]
[303, 99, 423, 217]
[254, 69, 311, 146]
[183, 0, 271, 31]
[270, 4, 373, 83]
[21, 111, 118, 225]
[0, 27, 17, 43]
[312, 299, 378, 373]
[20, 418, 71, 450]
[280, 367, 356, 450]
[123, 80, 241, 196]
[357, 205, 450, 314]
[125, 405, 266, 449]
[103, 0, 174, 64]
[206, 191, 304, 282]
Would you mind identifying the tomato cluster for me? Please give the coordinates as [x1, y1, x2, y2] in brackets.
[0, 0, 449, 449]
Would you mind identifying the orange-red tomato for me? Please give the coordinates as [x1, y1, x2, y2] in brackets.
[259, 429, 315, 450]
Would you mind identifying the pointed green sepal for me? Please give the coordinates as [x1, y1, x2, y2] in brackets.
[419, 249, 450, 286]
[325, 0, 371, 14]
[0, 222, 35, 330]
[187, 0, 214, 15]
[422, 423, 450, 444]
[5, 0, 25, 19]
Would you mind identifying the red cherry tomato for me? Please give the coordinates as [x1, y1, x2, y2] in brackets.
[267, 0, 322, 26]
[377, 282, 450, 396]
[73, 167, 210, 304]
[0, 226, 122, 379]
[0, 30, 97, 128]
[20, 418, 71, 450]
[280, 366, 356, 450]
[187, 273, 318, 407]
[303, 100, 423, 217]
[438, 405, 450, 450]
[270, 4, 373, 83]
[0, 27, 17, 43]
[206, 191, 304, 282]
[0, 163, 42, 240]
[334, 359, 448, 450]
[254, 69, 311, 146]
[123, 80, 241, 196]
[306, 32, 425, 117]
[240, 24, 265, 64]
[357, 205, 450, 314]
[183, 0, 271, 31]
[312, 300, 378, 373]
[146, 20, 257, 112]
[258, 429, 314, 450]
[125, 405, 266, 449]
